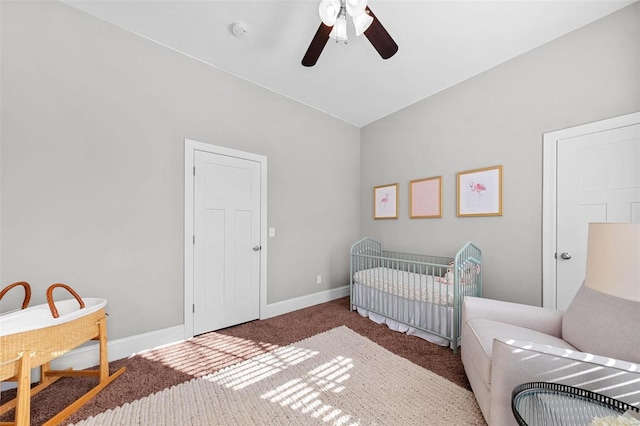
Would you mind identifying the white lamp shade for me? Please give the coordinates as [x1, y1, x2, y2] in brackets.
[352, 12, 373, 36]
[319, 0, 341, 26]
[329, 15, 348, 42]
[584, 222, 640, 302]
[346, 0, 367, 17]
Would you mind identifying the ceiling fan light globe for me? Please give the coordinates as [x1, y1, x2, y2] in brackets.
[319, 0, 341, 26]
[329, 16, 348, 42]
[346, 0, 367, 17]
[352, 13, 373, 36]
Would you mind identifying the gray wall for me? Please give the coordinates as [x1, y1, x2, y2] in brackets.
[360, 3, 640, 305]
[2, 1, 638, 342]
[0, 1, 360, 339]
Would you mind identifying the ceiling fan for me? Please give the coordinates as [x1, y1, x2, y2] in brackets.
[302, 0, 398, 67]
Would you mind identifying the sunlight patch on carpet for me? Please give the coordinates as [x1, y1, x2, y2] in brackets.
[205, 344, 319, 390]
[258, 355, 354, 425]
[138, 331, 280, 377]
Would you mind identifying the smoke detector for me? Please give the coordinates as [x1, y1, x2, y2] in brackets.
[230, 22, 247, 38]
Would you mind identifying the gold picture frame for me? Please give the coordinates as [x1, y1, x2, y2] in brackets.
[410, 176, 442, 219]
[374, 183, 398, 219]
[457, 165, 503, 217]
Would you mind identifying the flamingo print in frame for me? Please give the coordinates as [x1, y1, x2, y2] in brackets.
[374, 183, 399, 219]
[457, 165, 503, 217]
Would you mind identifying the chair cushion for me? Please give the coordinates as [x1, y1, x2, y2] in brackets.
[465, 318, 576, 386]
[563, 284, 640, 364]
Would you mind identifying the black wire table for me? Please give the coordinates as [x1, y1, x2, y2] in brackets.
[512, 382, 640, 426]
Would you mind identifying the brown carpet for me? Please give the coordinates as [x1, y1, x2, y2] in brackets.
[0, 297, 472, 425]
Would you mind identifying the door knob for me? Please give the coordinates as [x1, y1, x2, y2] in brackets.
[559, 252, 572, 260]
[253, 245, 261, 251]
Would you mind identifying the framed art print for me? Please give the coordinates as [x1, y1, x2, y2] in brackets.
[457, 165, 503, 217]
[410, 176, 442, 218]
[374, 183, 398, 219]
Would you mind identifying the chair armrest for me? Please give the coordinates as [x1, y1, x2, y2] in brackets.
[462, 296, 564, 337]
[489, 338, 640, 426]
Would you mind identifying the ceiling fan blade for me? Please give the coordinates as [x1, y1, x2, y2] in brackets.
[363, 7, 398, 60]
[302, 23, 333, 67]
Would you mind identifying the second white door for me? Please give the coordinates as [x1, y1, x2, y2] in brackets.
[193, 150, 261, 335]
[555, 123, 640, 310]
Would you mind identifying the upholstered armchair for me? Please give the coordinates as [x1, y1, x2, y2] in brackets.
[461, 223, 640, 426]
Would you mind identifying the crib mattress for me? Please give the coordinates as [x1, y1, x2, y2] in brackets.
[352, 267, 459, 306]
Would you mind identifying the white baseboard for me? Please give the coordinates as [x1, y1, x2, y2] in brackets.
[3, 288, 348, 390]
[262, 285, 349, 319]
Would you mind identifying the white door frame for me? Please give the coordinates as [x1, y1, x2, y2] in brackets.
[542, 111, 640, 309]
[184, 139, 267, 339]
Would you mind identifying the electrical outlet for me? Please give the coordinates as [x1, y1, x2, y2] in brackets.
[316, 275, 322, 284]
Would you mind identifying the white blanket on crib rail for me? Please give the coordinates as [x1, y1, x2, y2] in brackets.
[352, 267, 458, 306]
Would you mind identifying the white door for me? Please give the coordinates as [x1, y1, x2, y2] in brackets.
[556, 124, 640, 309]
[543, 113, 640, 309]
[193, 150, 261, 334]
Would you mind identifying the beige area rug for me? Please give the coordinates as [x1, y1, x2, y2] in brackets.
[72, 326, 486, 425]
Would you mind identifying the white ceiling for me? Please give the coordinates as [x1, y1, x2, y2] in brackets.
[61, 0, 635, 127]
